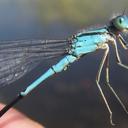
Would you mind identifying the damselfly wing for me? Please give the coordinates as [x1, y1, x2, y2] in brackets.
[0, 39, 70, 86]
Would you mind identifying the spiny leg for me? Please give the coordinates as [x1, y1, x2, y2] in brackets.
[118, 34, 127, 50]
[113, 39, 128, 69]
[105, 53, 128, 114]
[96, 43, 115, 125]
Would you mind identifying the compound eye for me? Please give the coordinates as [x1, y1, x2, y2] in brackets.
[119, 17, 124, 24]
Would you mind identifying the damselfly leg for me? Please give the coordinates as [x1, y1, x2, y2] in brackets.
[105, 39, 128, 114]
[114, 38, 128, 70]
[96, 43, 115, 125]
[118, 34, 128, 50]
[105, 49, 128, 114]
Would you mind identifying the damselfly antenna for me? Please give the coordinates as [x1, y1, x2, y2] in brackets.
[122, 8, 126, 15]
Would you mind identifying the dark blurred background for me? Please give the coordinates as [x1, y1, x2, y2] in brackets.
[0, 0, 128, 128]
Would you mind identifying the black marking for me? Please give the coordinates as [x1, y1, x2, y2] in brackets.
[108, 20, 121, 35]
[0, 94, 23, 117]
[77, 31, 108, 37]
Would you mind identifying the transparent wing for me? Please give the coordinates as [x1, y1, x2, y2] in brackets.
[0, 39, 71, 87]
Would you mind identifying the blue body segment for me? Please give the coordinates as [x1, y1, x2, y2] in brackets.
[21, 28, 112, 96]
[21, 55, 77, 96]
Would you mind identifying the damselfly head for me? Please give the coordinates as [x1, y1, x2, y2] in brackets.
[111, 15, 128, 32]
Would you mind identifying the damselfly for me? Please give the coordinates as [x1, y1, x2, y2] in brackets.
[0, 14, 128, 126]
